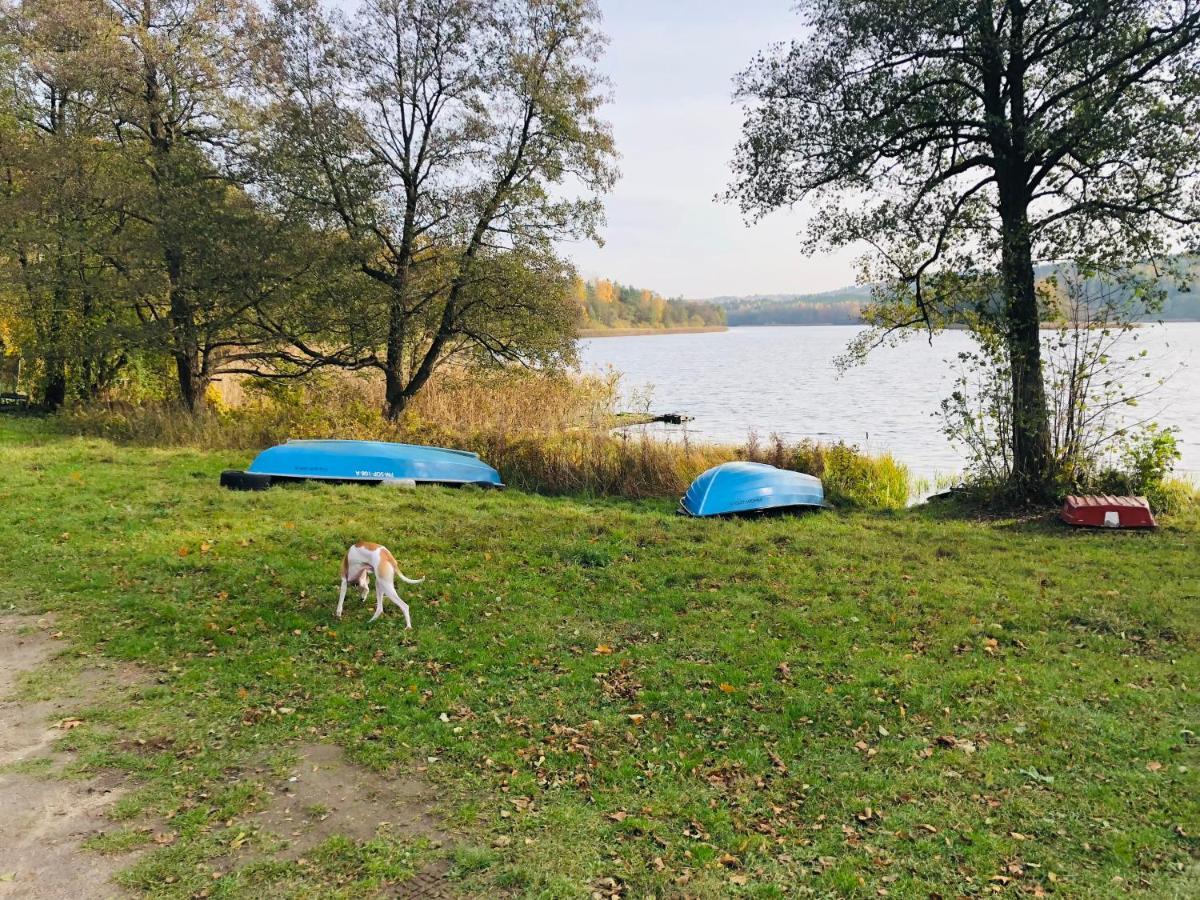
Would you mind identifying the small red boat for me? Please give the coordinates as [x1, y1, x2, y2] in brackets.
[1060, 495, 1157, 529]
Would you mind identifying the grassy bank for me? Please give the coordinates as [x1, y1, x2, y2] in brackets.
[1, 418, 1197, 897]
[59, 371, 911, 509]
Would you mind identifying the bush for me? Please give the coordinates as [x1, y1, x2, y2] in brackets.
[1091, 427, 1184, 512]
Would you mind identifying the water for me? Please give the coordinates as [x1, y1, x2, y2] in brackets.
[579, 324, 1200, 481]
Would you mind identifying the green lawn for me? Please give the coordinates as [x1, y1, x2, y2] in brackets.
[1, 418, 1197, 897]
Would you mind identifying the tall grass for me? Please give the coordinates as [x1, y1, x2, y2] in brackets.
[60, 369, 911, 509]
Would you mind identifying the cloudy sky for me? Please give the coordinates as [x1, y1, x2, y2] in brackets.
[565, 0, 861, 300]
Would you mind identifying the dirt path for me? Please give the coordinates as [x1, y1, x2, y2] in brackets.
[1, 616, 461, 897]
[0, 615, 143, 899]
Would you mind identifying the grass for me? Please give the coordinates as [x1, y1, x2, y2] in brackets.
[1, 416, 1198, 897]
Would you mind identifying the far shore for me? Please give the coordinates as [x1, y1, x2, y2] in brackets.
[579, 325, 729, 338]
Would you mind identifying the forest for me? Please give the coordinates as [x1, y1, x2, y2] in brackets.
[0, 0, 616, 417]
[573, 277, 725, 330]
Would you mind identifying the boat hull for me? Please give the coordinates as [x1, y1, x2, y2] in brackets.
[240, 439, 504, 487]
[1060, 495, 1156, 529]
[680, 461, 826, 517]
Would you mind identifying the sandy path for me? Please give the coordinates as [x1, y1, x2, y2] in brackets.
[0, 615, 143, 899]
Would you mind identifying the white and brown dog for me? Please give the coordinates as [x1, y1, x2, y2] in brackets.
[337, 542, 425, 627]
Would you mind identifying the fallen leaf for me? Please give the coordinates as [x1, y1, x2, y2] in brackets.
[153, 832, 177, 845]
[1146, 761, 1163, 772]
[1010, 831, 1027, 841]
[177, 547, 190, 557]
[593, 644, 614, 655]
[718, 683, 736, 693]
[730, 873, 749, 885]
[608, 811, 628, 822]
[717, 852, 739, 868]
[55, 718, 84, 730]
[627, 713, 644, 726]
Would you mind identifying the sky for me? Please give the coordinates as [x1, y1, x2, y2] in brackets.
[564, 0, 861, 300]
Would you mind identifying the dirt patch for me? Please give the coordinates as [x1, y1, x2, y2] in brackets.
[392, 859, 456, 899]
[0, 615, 145, 898]
[249, 742, 448, 857]
[1, 616, 460, 897]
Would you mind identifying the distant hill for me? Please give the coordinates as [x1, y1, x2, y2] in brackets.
[711, 288, 870, 326]
[704, 261, 1200, 326]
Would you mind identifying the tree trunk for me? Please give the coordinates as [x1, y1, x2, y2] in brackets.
[383, 290, 407, 420]
[43, 357, 67, 409]
[165, 247, 208, 413]
[999, 208, 1052, 500]
[174, 352, 207, 413]
[383, 366, 408, 421]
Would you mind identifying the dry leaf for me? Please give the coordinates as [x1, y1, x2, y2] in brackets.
[718, 683, 736, 693]
[730, 873, 749, 885]
[1146, 761, 1163, 772]
[153, 832, 177, 845]
[593, 644, 614, 655]
[55, 717, 84, 730]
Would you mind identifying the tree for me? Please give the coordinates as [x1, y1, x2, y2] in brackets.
[103, 0, 271, 412]
[728, 0, 1200, 500]
[0, 0, 131, 406]
[261, 0, 616, 419]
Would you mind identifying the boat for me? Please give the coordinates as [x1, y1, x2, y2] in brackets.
[220, 439, 504, 490]
[1060, 495, 1156, 529]
[680, 461, 827, 517]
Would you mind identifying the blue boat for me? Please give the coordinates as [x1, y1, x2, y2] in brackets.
[680, 461, 826, 517]
[220, 439, 504, 490]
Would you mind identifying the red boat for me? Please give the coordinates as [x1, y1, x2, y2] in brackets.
[1060, 495, 1157, 529]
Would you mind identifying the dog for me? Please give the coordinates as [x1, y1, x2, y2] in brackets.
[337, 542, 425, 627]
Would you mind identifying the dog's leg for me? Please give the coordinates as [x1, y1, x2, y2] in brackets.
[357, 569, 371, 602]
[336, 577, 349, 619]
[368, 578, 386, 623]
[381, 578, 413, 629]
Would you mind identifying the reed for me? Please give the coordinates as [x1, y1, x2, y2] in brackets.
[60, 369, 911, 509]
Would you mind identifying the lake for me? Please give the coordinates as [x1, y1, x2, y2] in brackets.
[579, 323, 1200, 481]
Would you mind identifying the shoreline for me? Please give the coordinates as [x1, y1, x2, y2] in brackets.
[579, 325, 728, 338]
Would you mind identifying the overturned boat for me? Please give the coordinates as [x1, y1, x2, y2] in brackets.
[220, 439, 504, 491]
[1060, 495, 1156, 529]
[680, 461, 827, 517]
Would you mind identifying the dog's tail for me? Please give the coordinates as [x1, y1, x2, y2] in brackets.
[397, 572, 425, 585]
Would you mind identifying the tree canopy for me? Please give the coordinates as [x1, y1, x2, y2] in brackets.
[0, 0, 613, 413]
